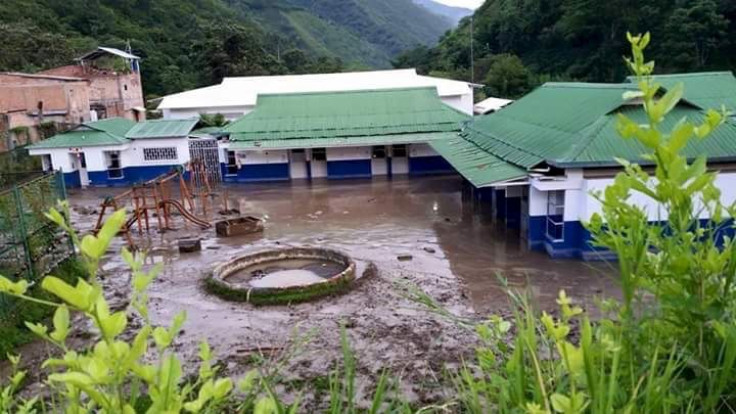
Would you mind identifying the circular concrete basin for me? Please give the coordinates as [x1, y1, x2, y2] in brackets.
[206, 247, 356, 305]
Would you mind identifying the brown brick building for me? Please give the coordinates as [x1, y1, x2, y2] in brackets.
[0, 47, 145, 152]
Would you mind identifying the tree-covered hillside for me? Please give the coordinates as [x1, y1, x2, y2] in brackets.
[395, 0, 736, 99]
[0, 0, 451, 97]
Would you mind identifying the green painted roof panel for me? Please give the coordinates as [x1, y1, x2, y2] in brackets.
[430, 137, 526, 187]
[28, 118, 136, 150]
[464, 83, 635, 168]
[225, 88, 469, 141]
[556, 105, 736, 166]
[125, 118, 199, 139]
[228, 132, 457, 150]
[628, 72, 736, 112]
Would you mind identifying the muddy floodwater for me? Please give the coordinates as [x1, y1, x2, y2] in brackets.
[58, 176, 619, 407]
[230, 258, 346, 287]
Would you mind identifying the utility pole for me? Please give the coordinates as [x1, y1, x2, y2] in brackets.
[470, 13, 475, 84]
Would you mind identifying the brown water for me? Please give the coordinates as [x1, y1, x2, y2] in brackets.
[56, 175, 619, 408]
[228, 258, 347, 288]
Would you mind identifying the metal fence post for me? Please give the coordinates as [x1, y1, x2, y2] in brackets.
[12, 185, 33, 279]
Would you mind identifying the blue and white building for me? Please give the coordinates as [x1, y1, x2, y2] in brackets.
[27, 118, 199, 187]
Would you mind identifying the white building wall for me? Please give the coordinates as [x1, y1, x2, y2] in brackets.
[238, 150, 288, 165]
[162, 106, 254, 121]
[529, 186, 548, 217]
[128, 138, 191, 166]
[441, 94, 474, 115]
[29, 145, 130, 173]
[409, 143, 439, 158]
[326, 147, 371, 161]
[529, 170, 736, 223]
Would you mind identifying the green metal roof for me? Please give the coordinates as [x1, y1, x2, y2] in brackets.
[554, 105, 736, 167]
[430, 137, 526, 187]
[462, 83, 635, 169]
[225, 87, 469, 142]
[228, 132, 457, 150]
[461, 81, 736, 172]
[28, 118, 136, 150]
[628, 72, 736, 112]
[125, 118, 199, 139]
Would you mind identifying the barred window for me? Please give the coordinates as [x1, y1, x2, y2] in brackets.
[143, 147, 178, 161]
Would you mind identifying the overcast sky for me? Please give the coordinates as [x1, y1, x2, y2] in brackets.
[431, 0, 484, 9]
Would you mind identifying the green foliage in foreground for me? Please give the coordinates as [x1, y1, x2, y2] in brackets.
[1, 34, 736, 413]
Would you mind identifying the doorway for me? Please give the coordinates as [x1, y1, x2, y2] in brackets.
[73, 152, 89, 187]
[289, 149, 308, 179]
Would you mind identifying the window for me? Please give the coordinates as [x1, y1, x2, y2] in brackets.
[546, 190, 565, 241]
[312, 148, 326, 161]
[226, 151, 238, 176]
[143, 147, 178, 161]
[372, 145, 387, 159]
[392, 144, 407, 158]
[124, 84, 128, 91]
[106, 151, 123, 179]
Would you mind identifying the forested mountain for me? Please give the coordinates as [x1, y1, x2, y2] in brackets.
[395, 0, 736, 100]
[413, 0, 473, 25]
[0, 0, 451, 97]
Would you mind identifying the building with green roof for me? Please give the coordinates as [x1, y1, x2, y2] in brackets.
[221, 87, 468, 181]
[430, 76, 736, 260]
[28, 117, 200, 187]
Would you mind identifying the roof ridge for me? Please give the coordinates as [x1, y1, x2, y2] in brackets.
[558, 114, 614, 163]
[542, 82, 635, 89]
[256, 86, 438, 99]
[640, 71, 735, 79]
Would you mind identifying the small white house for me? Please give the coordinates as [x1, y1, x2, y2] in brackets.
[28, 118, 199, 188]
[156, 69, 478, 119]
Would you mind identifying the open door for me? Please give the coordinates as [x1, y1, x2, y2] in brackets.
[73, 152, 90, 187]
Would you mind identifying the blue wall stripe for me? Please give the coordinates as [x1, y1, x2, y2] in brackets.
[409, 156, 453, 175]
[327, 160, 372, 179]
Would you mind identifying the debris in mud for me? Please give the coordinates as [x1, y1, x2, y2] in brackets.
[218, 208, 241, 216]
[73, 205, 98, 215]
[397, 254, 413, 262]
[206, 246, 221, 250]
[178, 238, 202, 253]
[423, 247, 436, 254]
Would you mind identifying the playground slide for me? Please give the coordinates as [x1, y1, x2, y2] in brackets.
[159, 200, 212, 229]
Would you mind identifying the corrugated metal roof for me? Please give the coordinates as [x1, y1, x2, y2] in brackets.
[430, 137, 526, 187]
[229, 132, 457, 150]
[28, 118, 136, 150]
[627, 72, 736, 112]
[125, 118, 199, 139]
[158, 69, 473, 110]
[463, 83, 634, 168]
[555, 105, 736, 167]
[463, 80, 736, 170]
[225, 88, 468, 141]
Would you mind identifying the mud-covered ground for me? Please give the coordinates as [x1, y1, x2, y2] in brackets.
[9, 176, 619, 408]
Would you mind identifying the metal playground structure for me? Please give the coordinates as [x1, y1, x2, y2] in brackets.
[93, 160, 217, 247]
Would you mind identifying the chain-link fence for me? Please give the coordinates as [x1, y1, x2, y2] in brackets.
[0, 171, 73, 281]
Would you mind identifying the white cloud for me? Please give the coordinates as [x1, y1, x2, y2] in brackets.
[430, 0, 484, 9]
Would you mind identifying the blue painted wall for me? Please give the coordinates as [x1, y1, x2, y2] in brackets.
[327, 160, 372, 179]
[409, 156, 453, 175]
[87, 171, 129, 187]
[527, 216, 546, 251]
[221, 163, 290, 182]
[63, 172, 81, 188]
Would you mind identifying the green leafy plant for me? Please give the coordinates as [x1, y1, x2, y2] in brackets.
[410, 33, 736, 414]
[0, 201, 235, 413]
